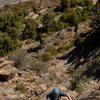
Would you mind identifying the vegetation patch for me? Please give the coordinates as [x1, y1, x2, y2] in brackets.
[41, 53, 52, 62]
[47, 48, 59, 55]
[15, 83, 26, 92]
[57, 40, 74, 53]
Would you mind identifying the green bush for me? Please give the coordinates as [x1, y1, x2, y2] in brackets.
[47, 48, 58, 55]
[78, 0, 93, 7]
[15, 42, 23, 48]
[0, 37, 17, 56]
[6, 27, 21, 41]
[55, 22, 69, 31]
[15, 84, 26, 92]
[69, 80, 84, 93]
[57, 40, 74, 53]
[41, 53, 52, 62]
[82, 12, 89, 21]
[61, 10, 78, 25]
[22, 19, 37, 39]
[42, 13, 55, 32]
[57, 45, 66, 53]
[54, 40, 61, 46]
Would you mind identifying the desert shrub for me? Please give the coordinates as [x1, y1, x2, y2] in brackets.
[8, 49, 27, 68]
[0, 9, 26, 33]
[30, 59, 48, 73]
[69, 79, 84, 93]
[6, 27, 21, 41]
[78, 0, 93, 7]
[41, 53, 52, 62]
[15, 42, 23, 48]
[42, 13, 55, 32]
[54, 40, 61, 46]
[75, 9, 83, 22]
[22, 19, 37, 39]
[81, 11, 89, 21]
[0, 37, 17, 56]
[65, 42, 74, 50]
[16, 8, 29, 17]
[61, 10, 78, 26]
[57, 40, 74, 53]
[8, 49, 48, 73]
[57, 45, 66, 53]
[15, 83, 26, 92]
[55, 22, 69, 31]
[47, 48, 58, 55]
[14, 21, 23, 30]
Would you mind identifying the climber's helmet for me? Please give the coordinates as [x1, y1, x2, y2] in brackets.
[53, 88, 60, 97]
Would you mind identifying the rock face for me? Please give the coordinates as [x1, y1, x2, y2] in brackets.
[0, 57, 18, 81]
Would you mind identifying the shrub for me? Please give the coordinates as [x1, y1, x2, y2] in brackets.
[47, 48, 58, 55]
[22, 19, 37, 39]
[0, 37, 17, 57]
[54, 40, 61, 46]
[81, 12, 89, 21]
[15, 84, 26, 92]
[6, 27, 21, 41]
[78, 0, 93, 7]
[15, 42, 23, 48]
[69, 79, 84, 93]
[41, 53, 52, 62]
[8, 49, 27, 68]
[31, 59, 48, 73]
[61, 10, 78, 25]
[16, 8, 29, 17]
[55, 22, 69, 31]
[57, 40, 74, 53]
[42, 13, 55, 32]
[57, 45, 66, 53]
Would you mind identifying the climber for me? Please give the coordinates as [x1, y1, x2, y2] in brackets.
[46, 88, 72, 100]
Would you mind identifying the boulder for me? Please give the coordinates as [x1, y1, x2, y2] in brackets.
[0, 65, 18, 81]
[0, 58, 18, 81]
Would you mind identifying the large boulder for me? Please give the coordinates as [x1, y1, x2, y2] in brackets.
[0, 58, 18, 81]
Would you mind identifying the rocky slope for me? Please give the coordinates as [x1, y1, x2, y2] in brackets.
[0, 26, 100, 100]
[0, 0, 100, 100]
